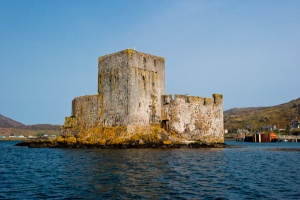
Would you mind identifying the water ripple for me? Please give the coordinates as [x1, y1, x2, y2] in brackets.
[0, 141, 299, 199]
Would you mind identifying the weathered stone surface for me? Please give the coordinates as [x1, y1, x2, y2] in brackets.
[61, 49, 224, 144]
[161, 94, 224, 143]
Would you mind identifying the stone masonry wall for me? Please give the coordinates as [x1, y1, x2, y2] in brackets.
[98, 50, 130, 126]
[71, 95, 104, 129]
[127, 50, 165, 129]
[161, 94, 224, 143]
[97, 49, 165, 129]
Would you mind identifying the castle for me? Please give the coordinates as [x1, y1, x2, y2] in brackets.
[61, 49, 224, 144]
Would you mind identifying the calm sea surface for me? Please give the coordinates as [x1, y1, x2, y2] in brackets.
[0, 141, 299, 200]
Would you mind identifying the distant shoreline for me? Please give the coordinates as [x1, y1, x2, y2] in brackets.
[0, 138, 30, 141]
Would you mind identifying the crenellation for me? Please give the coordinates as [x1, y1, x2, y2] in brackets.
[213, 93, 223, 104]
[189, 96, 205, 104]
[162, 94, 172, 105]
[62, 49, 224, 144]
[173, 95, 187, 103]
[204, 98, 213, 105]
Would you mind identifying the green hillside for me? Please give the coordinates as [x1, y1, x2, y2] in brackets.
[224, 98, 300, 132]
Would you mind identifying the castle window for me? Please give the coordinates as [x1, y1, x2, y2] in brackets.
[154, 60, 156, 66]
[162, 120, 169, 131]
[142, 75, 146, 89]
[164, 96, 170, 104]
[143, 57, 146, 63]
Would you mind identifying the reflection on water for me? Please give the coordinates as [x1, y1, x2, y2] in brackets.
[0, 141, 299, 199]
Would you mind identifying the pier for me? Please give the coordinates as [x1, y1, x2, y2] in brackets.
[244, 133, 300, 143]
[276, 136, 300, 142]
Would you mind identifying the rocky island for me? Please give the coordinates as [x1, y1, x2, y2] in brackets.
[17, 49, 225, 148]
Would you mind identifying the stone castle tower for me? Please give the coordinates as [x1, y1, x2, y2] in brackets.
[62, 49, 224, 143]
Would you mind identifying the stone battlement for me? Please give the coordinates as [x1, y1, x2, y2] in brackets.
[98, 49, 165, 73]
[162, 94, 223, 105]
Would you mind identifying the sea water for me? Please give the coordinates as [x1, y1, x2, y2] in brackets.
[0, 141, 299, 199]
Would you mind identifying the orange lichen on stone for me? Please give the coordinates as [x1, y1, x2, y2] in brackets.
[125, 48, 134, 55]
[163, 140, 172, 145]
[64, 136, 77, 144]
[56, 136, 65, 142]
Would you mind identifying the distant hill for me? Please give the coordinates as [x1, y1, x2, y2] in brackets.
[0, 114, 60, 130]
[0, 114, 61, 136]
[0, 114, 25, 127]
[26, 124, 61, 130]
[224, 98, 300, 132]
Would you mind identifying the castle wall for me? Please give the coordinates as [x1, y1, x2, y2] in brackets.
[161, 94, 224, 143]
[98, 50, 130, 126]
[71, 95, 103, 129]
[126, 50, 165, 127]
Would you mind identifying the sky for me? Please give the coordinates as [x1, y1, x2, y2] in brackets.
[0, 0, 299, 125]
